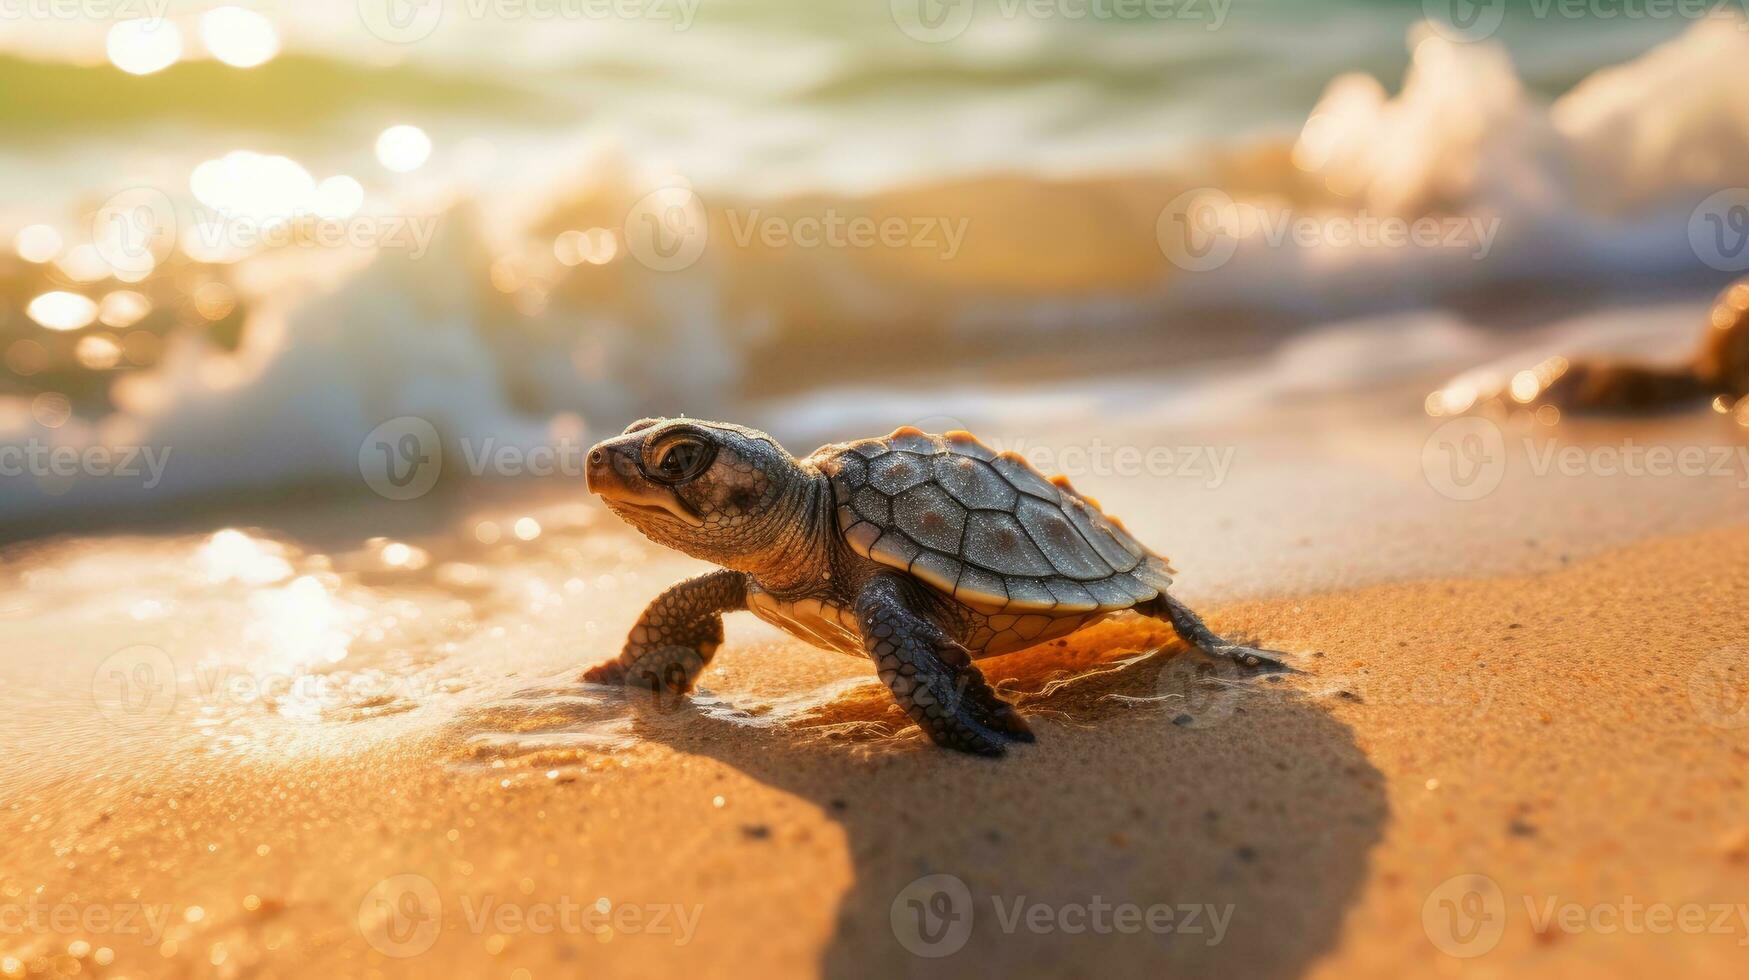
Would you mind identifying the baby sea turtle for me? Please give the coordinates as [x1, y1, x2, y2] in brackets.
[581, 419, 1289, 756]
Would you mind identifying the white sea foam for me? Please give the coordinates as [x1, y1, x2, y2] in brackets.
[4, 19, 1747, 523]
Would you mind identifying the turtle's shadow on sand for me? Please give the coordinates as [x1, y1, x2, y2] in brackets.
[596, 630, 1386, 980]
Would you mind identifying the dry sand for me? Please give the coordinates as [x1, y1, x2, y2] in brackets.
[2, 404, 1748, 980]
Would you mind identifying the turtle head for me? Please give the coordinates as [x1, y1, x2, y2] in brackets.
[586, 418, 807, 567]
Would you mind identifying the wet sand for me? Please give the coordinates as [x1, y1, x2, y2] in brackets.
[3, 404, 1748, 979]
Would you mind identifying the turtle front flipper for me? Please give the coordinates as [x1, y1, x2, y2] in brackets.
[583, 568, 749, 694]
[1147, 592, 1296, 672]
[853, 574, 1033, 757]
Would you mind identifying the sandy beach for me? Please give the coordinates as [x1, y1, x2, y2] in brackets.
[3, 393, 1746, 980]
[7, 9, 1749, 979]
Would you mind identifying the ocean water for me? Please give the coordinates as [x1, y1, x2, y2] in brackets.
[0, 0, 1718, 199]
[1, 3, 1747, 526]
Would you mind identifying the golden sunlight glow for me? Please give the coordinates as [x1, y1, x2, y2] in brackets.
[14, 224, 62, 264]
[199, 6, 279, 69]
[1509, 370, 1540, 403]
[98, 290, 153, 329]
[1437, 381, 1478, 416]
[107, 19, 183, 75]
[556, 227, 619, 266]
[312, 175, 365, 220]
[55, 244, 112, 283]
[75, 334, 123, 370]
[193, 282, 237, 321]
[191, 150, 317, 226]
[200, 529, 293, 585]
[375, 125, 432, 173]
[27, 292, 98, 331]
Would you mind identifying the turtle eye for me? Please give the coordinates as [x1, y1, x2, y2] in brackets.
[648, 435, 715, 484]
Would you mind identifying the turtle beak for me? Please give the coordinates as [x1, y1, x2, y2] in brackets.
[586, 436, 704, 527]
[584, 437, 636, 496]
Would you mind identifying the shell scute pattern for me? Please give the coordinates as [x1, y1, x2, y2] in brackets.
[821, 427, 1172, 613]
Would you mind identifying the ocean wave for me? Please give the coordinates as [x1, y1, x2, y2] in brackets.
[6, 18, 1749, 529]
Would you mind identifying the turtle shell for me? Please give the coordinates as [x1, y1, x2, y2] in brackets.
[815, 426, 1174, 615]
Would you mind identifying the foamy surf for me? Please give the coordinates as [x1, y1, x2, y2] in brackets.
[7, 19, 1749, 527]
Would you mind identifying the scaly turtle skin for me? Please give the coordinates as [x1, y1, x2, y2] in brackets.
[581, 418, 1289, 756]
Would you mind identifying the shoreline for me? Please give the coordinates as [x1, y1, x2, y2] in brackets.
[4, 517, 1748, 977]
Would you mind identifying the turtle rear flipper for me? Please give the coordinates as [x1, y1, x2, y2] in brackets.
[853, 574, 1033, 756]
[1143, 593, 1297, 673]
